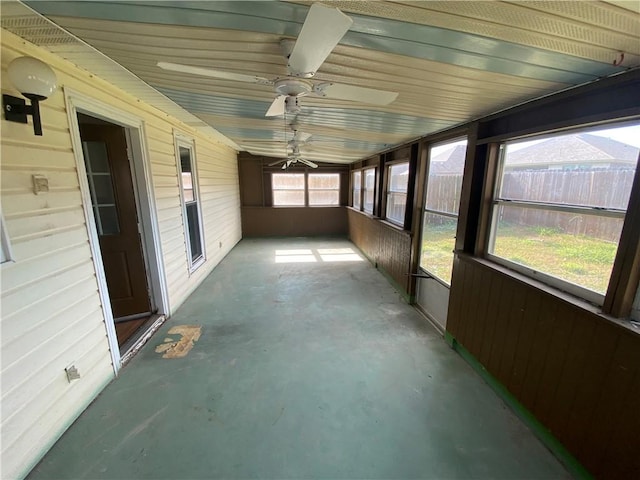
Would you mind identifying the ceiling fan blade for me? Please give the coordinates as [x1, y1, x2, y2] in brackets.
[157, 62, 273, 85]
[287, 3, 353, 76]
[315, 82, 398, 105]
[265, 95, 287, 117]
[268, 158, 287, 167]
[281, 159, 294, 170]
[299, 158, 318, 168]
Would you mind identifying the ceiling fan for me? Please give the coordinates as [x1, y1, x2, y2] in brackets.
[268, 143, 318, 169]
[157, 3, 399, 117]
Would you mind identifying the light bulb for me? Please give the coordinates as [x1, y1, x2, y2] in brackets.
[7, 56, 57, 100]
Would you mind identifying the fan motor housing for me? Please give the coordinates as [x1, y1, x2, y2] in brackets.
[285, 97, 301, 114]
[275, 78, 312, 97]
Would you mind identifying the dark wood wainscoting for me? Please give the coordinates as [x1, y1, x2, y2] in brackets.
[447, 254, 640, 479]
[242, 206, 348, 237]
[347, 209, 412, 295]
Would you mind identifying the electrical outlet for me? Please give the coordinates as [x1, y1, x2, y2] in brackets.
[32, 174, 49, 195]
[65, 364, 80, 382]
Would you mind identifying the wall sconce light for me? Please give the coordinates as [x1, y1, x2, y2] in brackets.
[3, 56, 57, 136]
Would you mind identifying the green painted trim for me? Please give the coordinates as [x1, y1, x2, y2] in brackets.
[447, 334, 593, 480]
[377, 264, 412, 303]
[444, 331, 456, 347]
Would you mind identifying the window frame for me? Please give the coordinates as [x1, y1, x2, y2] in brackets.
[175, 134, 206, 273]
[272, 172, 306, 206]
[418, 137, 468, 286]
[1, 213, 14, 265]
[362, 167, 376, 214]
[271, 172, 341, 207]
[308, 172, 341, 206]
[484, 121, 639, 307]
[352, 170, 362, 209]
[384, 160, 410, 226]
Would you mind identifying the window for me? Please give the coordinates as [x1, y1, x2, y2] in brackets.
[363, 167, 376, 214]
[419, 138, 468, 285]
[1, 214, 13, 264]
[487, 122, 640, 304]
[272, 173, 340, 206]
[177, 140, 205, 270]
[352, 171, 361, 209]
[308, 173, 340, 206]
[386, 162, 409, 225]
[82, 141, 119, 235]
[272, 173, 305, 206]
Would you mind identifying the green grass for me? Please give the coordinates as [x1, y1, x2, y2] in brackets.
[420, 220, 457, 284]
[421, 223, 618, 294]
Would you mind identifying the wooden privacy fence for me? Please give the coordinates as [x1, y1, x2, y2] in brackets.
[427, 168, 635, 241]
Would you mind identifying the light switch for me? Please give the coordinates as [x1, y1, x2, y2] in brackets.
[32, 174, 49, 195]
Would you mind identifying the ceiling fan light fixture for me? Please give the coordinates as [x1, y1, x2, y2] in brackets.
[274, 78, 312, 97]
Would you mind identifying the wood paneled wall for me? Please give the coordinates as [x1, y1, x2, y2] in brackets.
[242, 207, 347, 237]
[447, 255, 640, 479]
[238, 154, 349, 237]
[345, 71, 640, 479]
[347, 209, 412, 294]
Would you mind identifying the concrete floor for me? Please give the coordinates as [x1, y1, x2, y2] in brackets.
[29, 238, 571, 479]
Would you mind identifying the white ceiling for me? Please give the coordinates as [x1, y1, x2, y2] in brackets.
[3, 1, 639, 163]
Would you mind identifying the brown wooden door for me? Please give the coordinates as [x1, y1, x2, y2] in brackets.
[80, 123, 151, 319]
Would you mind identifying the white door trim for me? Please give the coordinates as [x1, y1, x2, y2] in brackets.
[64, 87, 170, 374]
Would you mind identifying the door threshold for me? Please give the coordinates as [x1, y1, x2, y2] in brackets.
[114, 311, 152, 323]
[119, 314, 166, 368]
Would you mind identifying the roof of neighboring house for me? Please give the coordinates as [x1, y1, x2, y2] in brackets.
[506, 134, 639, 168]
[429, 144, 467, 174]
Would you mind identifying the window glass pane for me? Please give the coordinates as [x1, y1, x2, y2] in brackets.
[92, 175, 116, 204]
[177, 142, 205, 268]
[182, 172, 194, 202]
[420, 212, 457, 284]
[309, 190, 339, 206]
[490, 123, 640, 300]
[363, 168, 375, 213]
[426, 139, 467, 215]
[352, 171, 361, 209]
[386, 162, 409, 224]
[179, 147, 196, 203]
[179, 147, 192, 173]
[273, 173, 304, 189]
[388, 163, 409, 193]
[83, 141, 109, 173]
[363, 190, 374, 213]
[309, 173, 339, 189]
[491, 204, 623, 295]
[386, 192, 406, 225]
[308, 173, 339, 206]
[274, 190, 305, 206]
[1, 216, 11, 264]
[98, 206, 120, 236]
[186, 203, 203, 262]
[501, 130, 639, 209]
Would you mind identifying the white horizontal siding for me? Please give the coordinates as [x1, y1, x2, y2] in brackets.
[1, 29, 240, 479]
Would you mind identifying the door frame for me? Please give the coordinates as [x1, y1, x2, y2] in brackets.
[414, 135, 469, 334]
[65, 87, 170, 373]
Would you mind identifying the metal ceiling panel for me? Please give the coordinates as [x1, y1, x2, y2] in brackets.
[5, 0, 638, 163]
